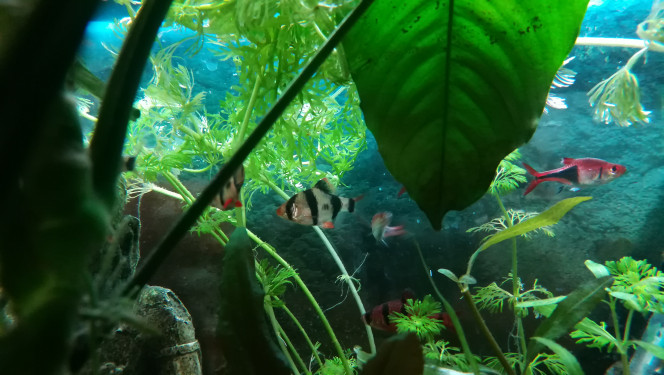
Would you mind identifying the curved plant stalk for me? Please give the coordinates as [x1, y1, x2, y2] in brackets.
[137, 177, 336, 371]
[276, 297, 324, 369]
[413, 241, 480, 375]
[265, 178, 376, 355]
[122, 0, 375, 296]
[247, 230, 353, 374]
[265, 300, 303, 374]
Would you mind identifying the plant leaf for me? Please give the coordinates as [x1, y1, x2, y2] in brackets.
[516, 296, 567, 309]
[437, 268, 459, 283]
[218, 228, 291, 374]
[478, 197, 591, 252]
[343, 0, 590, 229]
[630, 339, 664, 360]
[526, 276, 612, 365]
[585, 259, 611, 278]
[531, 337, 584, 375]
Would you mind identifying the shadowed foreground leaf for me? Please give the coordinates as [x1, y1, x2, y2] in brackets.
[343, 0, 589, 229]
[218, 228, 290, 374]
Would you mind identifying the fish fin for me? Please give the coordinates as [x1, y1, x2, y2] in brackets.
[234, 201, 243, 207]
[321, 221, 335, 229]
[314, 178, 335, 194]
[401, 289, 416, 304]
[222, 198, 234, 210]
[522, 162, 541, 177]
[562, 157, 575, 165]
[523, 180, 542, 196]
[384, 225, 407, 238]
[353, 194, 365, 202]
[525, 177, 573, 196]
[396, 186, 407, 198]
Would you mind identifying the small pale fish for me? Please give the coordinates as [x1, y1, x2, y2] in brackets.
[523, 157, 626, 196]
[371, 212, 407, 245]
[275, 178, 361, 229]
[212, 164, 245, 210]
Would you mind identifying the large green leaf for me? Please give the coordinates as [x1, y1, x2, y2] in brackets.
[343, 0, 589, 229]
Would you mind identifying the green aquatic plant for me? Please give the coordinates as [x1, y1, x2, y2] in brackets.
[423, 340, 481, 372]
[391, 295, 446, 342]
[570, 257, 664, 375]
[587, 48, 650, 127]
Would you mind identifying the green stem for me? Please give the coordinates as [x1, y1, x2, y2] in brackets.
[265, 177, 376, 355]
[609, 298, 630, 375]
[278, 298, 324, 369]
[275, 320, 310, 374]
[235, 70, 263, 149]
[495, 194, 527, 368]
[246, 230, 352, 375]
[463, 289, 516, 375]
[621, 308, 635, 375]
[122, 0, 375, 295]
[264, 300, 301, 374]
[413, 241, 479, 375]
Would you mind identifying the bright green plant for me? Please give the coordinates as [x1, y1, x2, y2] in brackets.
[571, 257, 664, 375]
[391, 296, 447, 342]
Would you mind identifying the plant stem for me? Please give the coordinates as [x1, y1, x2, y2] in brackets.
[609, 298, 630, 375]
[313, 226, 376, 354]
[122, 0, 375, 295]
[277, 298, 324, 369]
[575, 37, 646, 49]
[413, 241, 479, 375]
[246, 230, 353, 374]
[265, 177, 376, 355]
[462, 289, 516, 375]
[494, 195, 528, 368]
[235, 70, 263, 149]
[264, 300, 301, 374]
[275, 320, 311, 374]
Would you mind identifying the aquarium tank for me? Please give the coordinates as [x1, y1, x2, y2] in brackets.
[1, 0, 663, 374]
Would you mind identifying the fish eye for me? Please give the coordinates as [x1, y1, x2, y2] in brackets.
[611, 165, 617, 173]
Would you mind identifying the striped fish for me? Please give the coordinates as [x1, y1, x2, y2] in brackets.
[212, 164, 245, 210]
[276, 178, 359, 229]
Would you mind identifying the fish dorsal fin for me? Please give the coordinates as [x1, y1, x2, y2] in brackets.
[562, 158, 575, 166]
[401, 289, 416, 304]
[314, 178, 335, 194]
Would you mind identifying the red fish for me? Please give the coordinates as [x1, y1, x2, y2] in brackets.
[371, 212, 407, 245]
[362, 290, 453, 333]
[523, 157, 626, 196]
[212, 164, 245, 210]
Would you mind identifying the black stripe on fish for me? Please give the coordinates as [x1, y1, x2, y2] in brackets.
[285, 195, 297, 221]
[400, 303, 407, 315]
[303, 189, 319, 225]
[541, 165, 579, 184]
[363, 311, 372, 325]
[382, 303, 391, 325]
[331, 195, 342, 220]
[598, 166, 603, 180]
[348, 197, 355, 213]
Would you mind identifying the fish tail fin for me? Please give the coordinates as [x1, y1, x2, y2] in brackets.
[523, 180, 542, 196]
[396, 186, 407, 198]
[346, 195, 364, 213]
[522, 162, 541, 177]
[384, 225, 407, 238]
